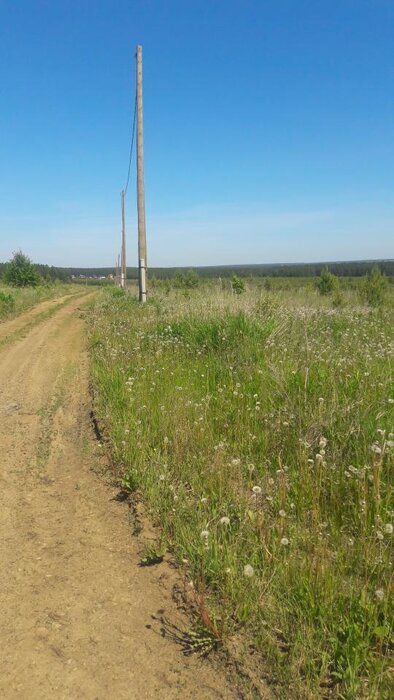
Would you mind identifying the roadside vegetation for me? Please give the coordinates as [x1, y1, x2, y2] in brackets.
[0, 251, 78, 321]
[91, 278, 393, 698]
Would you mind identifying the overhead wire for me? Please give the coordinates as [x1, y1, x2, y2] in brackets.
[123, 93, 137, 195]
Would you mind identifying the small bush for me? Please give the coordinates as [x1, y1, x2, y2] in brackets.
[360, 266, 388, 307]
[316, 267, 338, 295]
[332, 289, 345, 308]
[0, 290, 14, 306]
[0, 290, 15, 317]
[231, 275, 245, 294]
[174, 269, 199, 289]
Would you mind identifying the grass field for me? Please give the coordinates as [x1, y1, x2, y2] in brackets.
[0, 283, 78, 321]
[88, 281, 393, 699]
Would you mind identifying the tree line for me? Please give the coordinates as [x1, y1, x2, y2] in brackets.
[65, 259, 394, 280]
[1, 254, 393, 285]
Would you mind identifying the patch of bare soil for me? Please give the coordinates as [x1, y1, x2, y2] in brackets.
[0, 296, 238, 699]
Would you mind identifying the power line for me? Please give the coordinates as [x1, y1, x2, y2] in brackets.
[124, 94, 137, 195]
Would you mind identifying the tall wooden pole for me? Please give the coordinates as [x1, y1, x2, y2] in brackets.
[117, 253, 120, 286]
[136, 45, 147, 303]
[121, 190, 126, 289]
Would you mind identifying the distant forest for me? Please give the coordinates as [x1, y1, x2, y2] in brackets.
[61, 259, 394, 280]
[0, 259, 393, 282]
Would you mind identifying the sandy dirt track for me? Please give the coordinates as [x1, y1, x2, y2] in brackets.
[0, 294, 235, 699]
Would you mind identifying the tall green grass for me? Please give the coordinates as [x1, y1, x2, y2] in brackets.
[88, 285, 393, 699]
[0, 283, 78, 321]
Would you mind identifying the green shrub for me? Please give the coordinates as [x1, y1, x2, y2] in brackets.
[360, 266, 388, 307]
[332, 289, 345, 308]
[231, 274, 245, 294]
[3, 251, 41, 288]
[316, 267, 339, 295]
[0, 290, 15, 316]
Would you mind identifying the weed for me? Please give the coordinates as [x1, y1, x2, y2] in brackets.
[88, 283, 394, 699]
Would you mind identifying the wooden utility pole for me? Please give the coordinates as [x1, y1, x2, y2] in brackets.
[117, 253, 120, 286]
[120, 190, 126, 289]
[136, 45, 147, 303]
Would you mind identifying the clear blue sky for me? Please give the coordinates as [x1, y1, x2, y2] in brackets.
[0, 0, 393, 267]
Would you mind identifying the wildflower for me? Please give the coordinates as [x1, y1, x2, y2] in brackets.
[200, 530, 209, 539]
[252, 485, 262, 495]
[377, 531, 384, 541]
[220, 516, 230, 526]
[280, 537, 289, 546]
[318, 397, 324, 403]
[315, 453, 323, 463]
[384, 523, 393, 535]
[371, 444, 382, 455]
[279, 510, 286, 518]
[243, 564, 254, 578]
[200, 497, 208, 504]
[375, 588, 384, 602]
[319, 436, 328, 449]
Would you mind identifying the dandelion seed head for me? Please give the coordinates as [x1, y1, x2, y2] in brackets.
[243, 564, 254, 578]
[220, 516, 230, 526]
[384, 523, 393, 535]
[280, 537, 289, 546]
[375, 588, 384, 602]
[252, 485, 262, 495]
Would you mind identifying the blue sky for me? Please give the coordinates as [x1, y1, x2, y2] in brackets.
[0, 0, 393, 267]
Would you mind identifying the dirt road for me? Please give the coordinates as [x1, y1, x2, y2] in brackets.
[0, 294, 234, 699]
